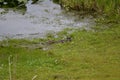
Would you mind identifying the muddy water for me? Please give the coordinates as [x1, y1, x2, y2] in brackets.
[0, 0, 94, 40]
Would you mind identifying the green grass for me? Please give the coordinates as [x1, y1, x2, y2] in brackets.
[0, 24, 120, 80]
[0, 0, 120, 80]
[60, 0, 120, 14]
[59, 0, 120, 26]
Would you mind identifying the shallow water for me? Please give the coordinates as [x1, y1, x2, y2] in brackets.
[0, 0, 94, 40]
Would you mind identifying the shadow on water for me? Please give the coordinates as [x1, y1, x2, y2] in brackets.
[0, 0, 95, 40]
[0, 0, 26, 8]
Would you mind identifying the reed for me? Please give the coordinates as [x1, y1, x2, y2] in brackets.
[60, 0, 120, 15]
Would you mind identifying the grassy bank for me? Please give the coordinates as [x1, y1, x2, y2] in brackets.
[59, 0, 120, 14]
[0, 24, 120, 80]
[59, 0, 120, 28]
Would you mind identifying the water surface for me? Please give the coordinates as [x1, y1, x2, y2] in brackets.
[0, 0, 94, 40]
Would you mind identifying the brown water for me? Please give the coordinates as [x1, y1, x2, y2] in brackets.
[0, 0, 94, 40]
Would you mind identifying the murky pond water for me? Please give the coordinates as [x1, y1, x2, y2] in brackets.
[0, 0, 94, 40]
